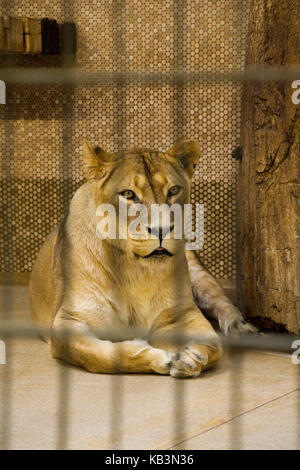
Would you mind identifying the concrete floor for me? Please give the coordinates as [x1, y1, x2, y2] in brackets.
[0, 285, 299, 450]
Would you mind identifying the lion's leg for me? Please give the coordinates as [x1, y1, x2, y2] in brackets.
[185, 250, 257, 334]
[149, 308, 223, 378]
[51, 314, 174, 375]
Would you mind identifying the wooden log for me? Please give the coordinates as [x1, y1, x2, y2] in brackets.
[23, 18, 42, 54]
[4, 16, 24, 53]
[237, 0, 300, 333]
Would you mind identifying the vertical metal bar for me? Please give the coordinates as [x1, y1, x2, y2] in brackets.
[295, 351, 300, 450]
[56, 334, 70, 450]
[230, 0, 248, 450]
[0, 278, 14, 449]
[109, 0, 127, 449]
[0, 0, 16, 451]
[60, 2, 76, 213]
[112, 0, 126, 152]
[298, 361, 300, 450]
[173, 0, 185, 140]
[229, 347, 244, 450]
[55, 0, 76, 450]
[110, 344, 124, 449]
[172, 0, 186, 446]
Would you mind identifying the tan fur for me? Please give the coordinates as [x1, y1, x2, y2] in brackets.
[30, 140, 253, 378]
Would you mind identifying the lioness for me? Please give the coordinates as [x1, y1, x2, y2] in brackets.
[30, 140, 255, 378]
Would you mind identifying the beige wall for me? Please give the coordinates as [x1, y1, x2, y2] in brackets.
[0, 0, 249, 277]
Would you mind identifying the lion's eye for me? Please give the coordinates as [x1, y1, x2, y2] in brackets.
[119, 189, 136, 200]
[168, 185, 181, 197]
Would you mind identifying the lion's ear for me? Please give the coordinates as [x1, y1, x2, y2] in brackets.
[83, 141, 117, 180]
[166, 140, 200, 178]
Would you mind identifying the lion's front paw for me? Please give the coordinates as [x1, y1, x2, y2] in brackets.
[231, 318, 258, 334]
[218, 307, 258, 335]
[170, 345, 209, 378]
[150, 349, 176, 375]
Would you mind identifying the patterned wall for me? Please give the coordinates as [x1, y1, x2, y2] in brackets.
[0, 0, 250, 279]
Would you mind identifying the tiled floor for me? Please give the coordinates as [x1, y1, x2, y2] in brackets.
[0, 285, 299, 450]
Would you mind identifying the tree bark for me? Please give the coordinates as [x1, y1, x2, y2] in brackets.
[237, 0, 300, 333]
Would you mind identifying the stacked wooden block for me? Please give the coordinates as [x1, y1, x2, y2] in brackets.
[0, 17, 75, 54]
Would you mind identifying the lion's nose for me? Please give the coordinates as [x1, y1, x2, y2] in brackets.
[147, 225, 174, 241]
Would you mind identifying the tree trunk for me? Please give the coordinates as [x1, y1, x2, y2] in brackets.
[237, 0, 300, 333]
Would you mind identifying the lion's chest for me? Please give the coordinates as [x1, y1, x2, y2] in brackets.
[115, 274, 175, 329]
[82, 258, 192, 335]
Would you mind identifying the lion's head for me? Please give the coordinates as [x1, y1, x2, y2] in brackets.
[83, 140, 200, 262]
